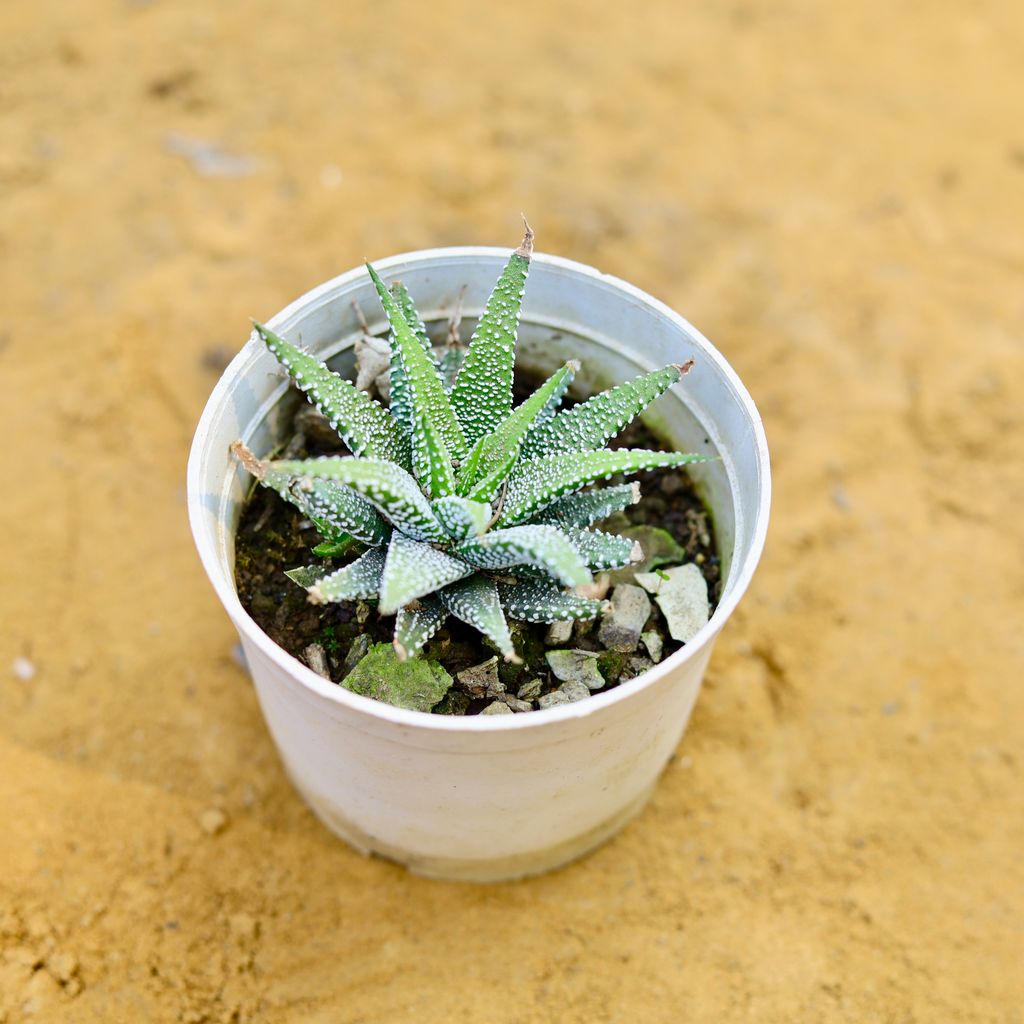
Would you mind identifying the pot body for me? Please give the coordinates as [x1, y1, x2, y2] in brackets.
[188, 249, 770, 882]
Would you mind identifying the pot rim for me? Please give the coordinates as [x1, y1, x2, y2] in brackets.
[187, 246, 771, 732]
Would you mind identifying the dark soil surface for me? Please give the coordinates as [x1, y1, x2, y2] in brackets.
[235, 358, 720, 714]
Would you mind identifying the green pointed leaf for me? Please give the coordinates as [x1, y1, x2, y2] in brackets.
[520, 364, 687, 459]
[367, 264, 465, 496]
[232, 443, 390, 546]
[439, 576, 517, 661]
[387, 281, 435, 436]
[457, 524, 591, 589]
[460, 361, 578, 503]
[393, 596, 447, 660]
[311, 535, 357, 558]
[564, 528, 641, 570]
[499, 449, 707, 527]
[269, 456, 445, 542]
[439, 345, 464, 393]
[378, 533, 473, 615]
[252, 321, 409, 467]
[431, 495, 491, 541]
[307, 547, 386, 604]
[497, 577, 606, 624]
[284, 564, 329, 588]
[449, 227, 533, 444]
[529, 482, 641, 528]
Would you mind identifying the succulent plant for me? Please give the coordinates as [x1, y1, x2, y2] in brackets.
[232, 224, 704, 662]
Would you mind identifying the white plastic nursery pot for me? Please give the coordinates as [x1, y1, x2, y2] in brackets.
[187, 248, 770, 882]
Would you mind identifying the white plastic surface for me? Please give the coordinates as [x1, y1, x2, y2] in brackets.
[187, 249, 771, 881]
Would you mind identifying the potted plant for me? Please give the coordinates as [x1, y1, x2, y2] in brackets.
[187, 224, 770, 881]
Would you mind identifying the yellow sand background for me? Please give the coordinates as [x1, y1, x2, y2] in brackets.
[2, 0, 1022, 1020]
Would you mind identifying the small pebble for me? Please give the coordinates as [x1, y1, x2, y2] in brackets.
[343, 634, 372, 672]
[537, 690, 571, 709]
[303, 643, 330, 679]
[636, 564, 710, 642]
[546, 650, 605, 690]
[458, 657, 504, 698]
[517, 678, 543, 701]
[597, 584, 651, 653]
[502, 696, 534, 713]
[544, 619, 573, 645]
[47, 951, 79, 983]
[481, 700, 513, 715]
[11, 656, 36, 681]
[560, 680, 591, 703]
[199, 808, 228, 836]
[641, 630, 664, 663]
[622, 655, 654, 681]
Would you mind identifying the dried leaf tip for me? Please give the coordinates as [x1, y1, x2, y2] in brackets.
[629, 482, 642, 504]
[393, 640, 408, 662]
[629, 541, 644, 563]
[515, 215, 535, 259]
[306, 585, 325, 605]
[673, 360, 695, 376]
[505, 651, 524, 665]
[230, 440, 266, 480]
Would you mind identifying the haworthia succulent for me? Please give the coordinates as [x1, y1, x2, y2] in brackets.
[252, 322, 409, 467]
[367, 264, 465, 496]
[457, 524, 592, 589]
[234, 226, 710, 684]
[393, 596, 447, 661]
[520, 364, 690, 459]
[460, 362, 578, 504]
[268, 456, 445, 542]
[378, 533, 473, 615]
[449, 224, 533, 445]
[499, 449, 707, 527]
[496, 577, 606, 624]
[431, 495, 491, 542]
[563, 527, 641, 570]
[307, 547, 386, 604]
[439, 576, 517, 661]
[529, 482, 641, 529]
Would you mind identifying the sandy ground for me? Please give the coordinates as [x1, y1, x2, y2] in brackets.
[2, 0, 1023, 1020]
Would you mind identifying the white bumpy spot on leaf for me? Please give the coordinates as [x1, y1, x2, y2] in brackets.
[562, 528, 639, 570]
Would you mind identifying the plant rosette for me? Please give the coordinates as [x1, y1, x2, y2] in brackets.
[188, 234, 770, 881]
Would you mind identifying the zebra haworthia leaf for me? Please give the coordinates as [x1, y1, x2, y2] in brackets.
[439, 576, 518, 662]
[520, 363, 690, 459]
[367, 263, 465, 497]
[457, 524, 591, 589]
[431, 495, 492, 542]
[378, 533, 473, 615]
[499, 449, 707, 527]
[393, 596, 448, 660]
[563, 527, 641, 570]
[528, 482, 641, 529]
[251, 322, 409, 467]
[267, 455, 445, 542]
[496, 577, 606, 624]
[449, 223, 533, 445]
[307, 547, 386, 604]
